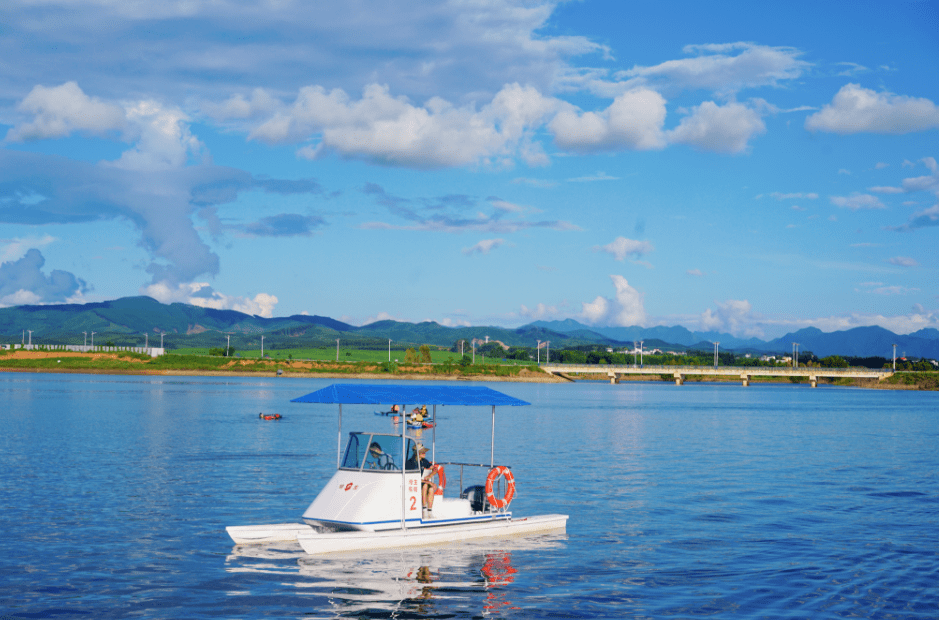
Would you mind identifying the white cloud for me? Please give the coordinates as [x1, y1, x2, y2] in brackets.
[549, 88, 667, 152]
[580, 275, 646, 326]
[109, 100, 204, 171]
[698, 299, 762, 337]
[519, 302, 560, 321]
[887, 256, 919, 267]
[462, 238, 505, 255]
[251, 82, 560, 168]
[805, 83, 939, 134]
[0, 248, 88, 304]
[666, 100, 765, 153]
[595, 237, 654, 261]
[1, 234, 57, 262]
[5, 81, 126, 141]
[830, 193, 885, 210]
[619, 42, 809, 94]
[772, 311, 939, 336]
[686, 268, 704, 277]
[764, 192, 819, 200]
[142, 282, 279, 318]
[567, 171, 620, 182]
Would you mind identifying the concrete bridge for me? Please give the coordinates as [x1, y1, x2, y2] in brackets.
[541, 363, 893, 387]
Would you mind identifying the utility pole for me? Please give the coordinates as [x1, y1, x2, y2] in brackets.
[892, 344, 897, 371]
[91, 332, 96, 347]
[640, 341, 644, 367]
[145, 333, 148, 348]
[537, 340, 541, 364]
[546, 341, 550, 363]
[83, 332, 87, 346]
[713, 342, 720, 368]
[388, 339, 392, 362]
[792, 342, 798, 368]
[160, 332, 164, 348]
[336, 338, 340, 362]
[27, 330, 33, 346]
[226, 334, 231, 357]
[472, 341, 476, 364]
[633, 342, 638, 367]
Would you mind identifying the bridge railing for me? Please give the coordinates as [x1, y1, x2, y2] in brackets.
[541, 363, 891, 375]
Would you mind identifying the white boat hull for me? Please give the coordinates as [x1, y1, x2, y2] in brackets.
[297, 514, 568, 555]
[226, 514, 568, 553]
[226, 522, 316, 545]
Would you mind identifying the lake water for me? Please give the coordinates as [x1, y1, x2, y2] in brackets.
[1, 373, 937, 619]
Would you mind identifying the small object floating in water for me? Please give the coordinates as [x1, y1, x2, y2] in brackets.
[259, 412, 282, 420]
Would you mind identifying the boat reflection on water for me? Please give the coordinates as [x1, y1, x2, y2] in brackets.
[226, 529, 566, 616]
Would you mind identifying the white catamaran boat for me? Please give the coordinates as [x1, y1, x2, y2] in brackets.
[226, 384, 568, 554]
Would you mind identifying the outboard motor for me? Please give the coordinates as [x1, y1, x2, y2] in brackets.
[461, 485, 490, 512]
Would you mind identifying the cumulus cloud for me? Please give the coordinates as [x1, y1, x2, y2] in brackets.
[5, 81, 126, 141]
[580, 275, 646, 327]
[805, 84, 939, 134]
[462, 238, 505, 256]
[687, 268, 704, 277]
[0, 145, 324, 295]
[252, 82, 560, 168]
[666, 100, 765, 153]
[108, 100, 204, 171]
[830, 193, 885, 210]
[699, 299, 761, 337]
[549, 88, 667, 152]
[0, 248, 88, 305]
[141, 282, 279, 317]
[595, 237, 654, 261]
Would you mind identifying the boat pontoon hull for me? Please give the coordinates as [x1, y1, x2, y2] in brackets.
[227, 514, 568, 554]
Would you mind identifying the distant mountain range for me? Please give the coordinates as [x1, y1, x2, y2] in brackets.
[1, 296, 937, 359]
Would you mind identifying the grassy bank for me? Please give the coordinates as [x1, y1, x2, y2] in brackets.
[0, 349, 551, 381]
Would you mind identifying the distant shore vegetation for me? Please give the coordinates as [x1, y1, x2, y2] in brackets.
[2, 342, 936, 389]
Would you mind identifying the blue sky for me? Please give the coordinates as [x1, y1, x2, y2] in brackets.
[1, 0, 937, 339]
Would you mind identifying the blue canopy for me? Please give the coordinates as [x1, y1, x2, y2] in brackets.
[291, 383, 530, 407]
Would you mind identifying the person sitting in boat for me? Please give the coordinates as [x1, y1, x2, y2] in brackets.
[410, 406, 425, 424]
[390, 404, 400, 414]
[366, 442, 395, 470]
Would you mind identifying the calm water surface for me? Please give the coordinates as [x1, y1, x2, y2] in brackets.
[0, 373, 936, 619]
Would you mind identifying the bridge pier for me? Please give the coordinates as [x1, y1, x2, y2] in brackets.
[810, 375, 818, 388]
[607, 372, 619, 384]
[674, 373, 685, 386]
[741, 374, 750, 387]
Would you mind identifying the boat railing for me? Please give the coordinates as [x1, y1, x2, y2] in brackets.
[435, 461, 510, 508]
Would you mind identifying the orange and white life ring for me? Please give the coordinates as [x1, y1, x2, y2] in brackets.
[485, 466, 515, 509]
[425, 463, 446, 496]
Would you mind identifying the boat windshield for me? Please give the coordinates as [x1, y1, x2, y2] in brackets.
[340, 433, 418, 471]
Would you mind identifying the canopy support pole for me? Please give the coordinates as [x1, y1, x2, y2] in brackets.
[490, 405, 496, 468]
[337, 404, 342, 468]
[401, 404, 407, 530]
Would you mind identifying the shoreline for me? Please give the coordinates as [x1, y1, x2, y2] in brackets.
[1, 366, 932, 389]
